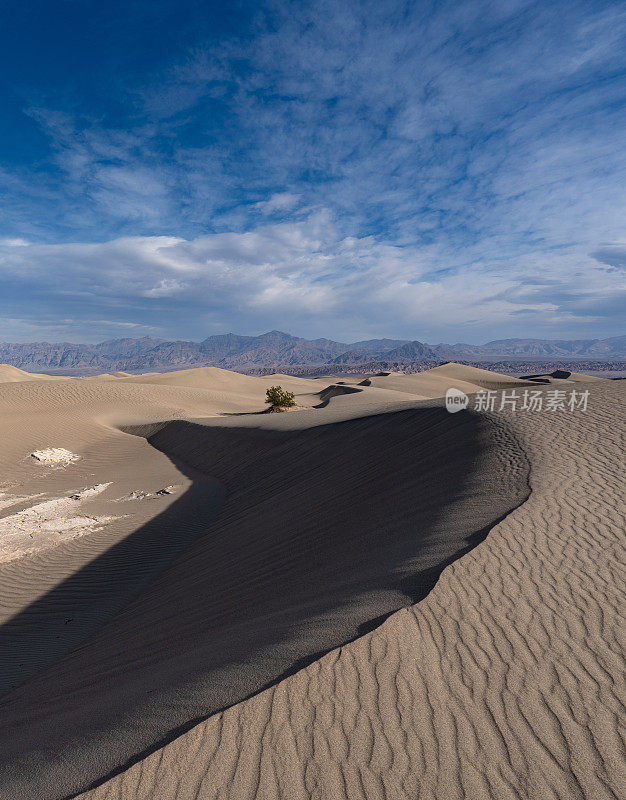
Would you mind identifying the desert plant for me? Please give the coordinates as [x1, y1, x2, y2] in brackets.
[265, 385, 296, 408]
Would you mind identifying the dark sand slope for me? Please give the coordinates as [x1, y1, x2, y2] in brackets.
[0, 404, 529, 800]
[0, 470, 223, 696]
[76, 380, 626, 800]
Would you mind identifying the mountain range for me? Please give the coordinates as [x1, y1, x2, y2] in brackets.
[1, 331, 625, 373]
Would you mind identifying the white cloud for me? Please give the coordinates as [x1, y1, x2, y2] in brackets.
[0, 0, 624, 341]
[0, 238, 29, 247]
[0, 212, 623, 342]
[0, 316, 156, 343]
[253, 192, 300, 215]
[143, 278, 186, 297]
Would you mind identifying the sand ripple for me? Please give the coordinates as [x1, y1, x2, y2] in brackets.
[75, 381, 625, 800]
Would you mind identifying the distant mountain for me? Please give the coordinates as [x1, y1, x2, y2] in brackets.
[371, 341, 440, 361]
[0, 331, 359, 372]
[0, 332, 624, 373]
[440, 336, 626, 358]
[0, 337, 172, 370]
[331, 339, 410, 364]
[207, 330, 349, 368]
[366, 336, 626, 361]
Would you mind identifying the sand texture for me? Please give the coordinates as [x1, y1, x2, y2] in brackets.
[0, 364, 623, 800]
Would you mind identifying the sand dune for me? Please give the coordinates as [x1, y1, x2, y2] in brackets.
[119, 365, 264, 390]
[426, 361, 539, 388]
[0, 364, 64, 383]
[522, 368, 608, 383]
[359, 363, 538, 398]
[0, 364, 623, 800]
[114, 365, 318, 395]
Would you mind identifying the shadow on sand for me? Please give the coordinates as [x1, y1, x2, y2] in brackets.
[0, 406, 530, 800]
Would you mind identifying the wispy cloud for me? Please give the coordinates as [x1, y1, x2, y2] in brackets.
[591, 243, 626, 271]
[0, 211, 623, 342]
[253, 193, 301, 215]
[0, 0, 624, 340]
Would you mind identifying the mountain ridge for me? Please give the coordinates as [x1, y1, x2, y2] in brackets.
[1, 332, 624, 372]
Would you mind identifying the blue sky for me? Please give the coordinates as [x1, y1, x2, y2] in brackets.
[0, 0, 625, 344]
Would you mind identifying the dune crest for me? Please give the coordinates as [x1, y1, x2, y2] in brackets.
[0, 364, 65, 383]
[0, 364, 622, 800]
[74, 378, 625, 800]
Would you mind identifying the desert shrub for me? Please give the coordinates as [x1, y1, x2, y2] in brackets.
[265, 385, 296, 408]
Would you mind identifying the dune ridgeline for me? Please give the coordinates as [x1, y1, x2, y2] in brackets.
[0, 362, 623, 800]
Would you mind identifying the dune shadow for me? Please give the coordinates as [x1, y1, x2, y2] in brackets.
[0, 406, 530, 800]
[0, 465, 224, 698]
[314, 384, 363, 407]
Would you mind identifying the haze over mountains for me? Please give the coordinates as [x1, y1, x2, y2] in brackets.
[1, 331, 625, 373]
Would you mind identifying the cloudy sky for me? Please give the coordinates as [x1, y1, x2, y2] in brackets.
[0, 0, 624, 344]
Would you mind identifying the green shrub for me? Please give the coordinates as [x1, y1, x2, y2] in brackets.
[265, 385, 296, 408]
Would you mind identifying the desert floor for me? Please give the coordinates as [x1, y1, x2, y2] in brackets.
[0, 363, 623, 800]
